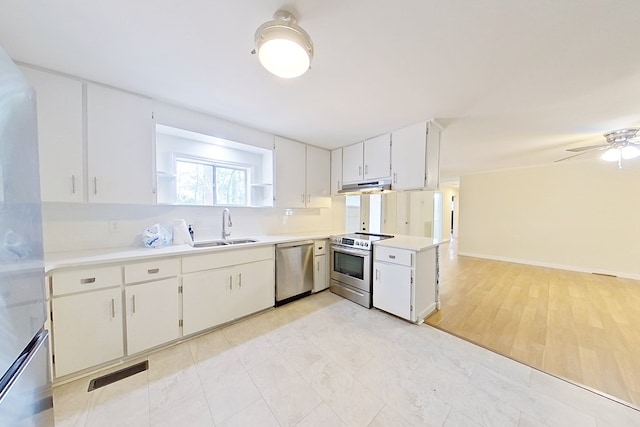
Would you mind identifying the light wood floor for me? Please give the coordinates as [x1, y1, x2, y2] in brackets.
[426, 241, 640, 407]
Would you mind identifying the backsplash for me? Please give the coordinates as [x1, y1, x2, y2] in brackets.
[42, 199, 347, 253]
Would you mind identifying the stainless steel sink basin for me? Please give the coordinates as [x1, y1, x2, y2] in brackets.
[193, 238, 258, 248]
[226, 238, 258, 245]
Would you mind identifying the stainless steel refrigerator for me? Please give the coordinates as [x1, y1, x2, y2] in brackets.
[0, 47, 53, 425]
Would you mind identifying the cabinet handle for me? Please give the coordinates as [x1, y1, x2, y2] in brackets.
[393, 172, 397, 184]
[375, 269, 380, 280]
[307, 194, 311, 204]
[80, 277, 96, 284]
[111, 299, 116, 318]
[132, 294, 136, 314]
[71, 175, 76, 194]
[365, 164, 368, 175]
[238, 273, 242, 287]
[147, 268, 160, 274]
[359, 166, 362, 176]
[388, 255, 396, 259]
[301, 193, 305, 203]
[317, 260, 320, 272]
[93, 177, 98, 195]
[229, 275, 233, 290]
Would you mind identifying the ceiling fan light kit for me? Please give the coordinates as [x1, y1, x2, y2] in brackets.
[558, 127, 640, 168]
[253, 10, 314, 78]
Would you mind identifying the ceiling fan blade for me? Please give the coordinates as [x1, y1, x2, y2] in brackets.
[554, 146, 607, 162]
[566, 144, 609, 152]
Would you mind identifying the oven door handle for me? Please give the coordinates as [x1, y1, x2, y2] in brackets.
[330, 245, 371, 257]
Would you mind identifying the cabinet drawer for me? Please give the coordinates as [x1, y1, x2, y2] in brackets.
[314, 240, 327, 255]
[182, 245, 274, 274]
[124, 258, 179, 284]
[374, 246, 413, 267]
[52, 265, 122, 296]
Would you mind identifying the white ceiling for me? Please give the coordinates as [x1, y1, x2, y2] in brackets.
[2, 0, 640, 180]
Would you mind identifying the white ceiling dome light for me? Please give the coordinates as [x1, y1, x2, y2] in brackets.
[600, 128, 640, 168]
[252, 10, 313, 78]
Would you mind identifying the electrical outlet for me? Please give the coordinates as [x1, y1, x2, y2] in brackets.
[109, 220, 119, 233]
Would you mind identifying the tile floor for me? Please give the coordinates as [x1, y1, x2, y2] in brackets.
[53, 291, 640, 427]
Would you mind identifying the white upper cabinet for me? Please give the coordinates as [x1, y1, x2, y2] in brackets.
[87, 84, 155, 204]
[274, 136, 306, 208]
[306, 145, 331, 208]
[274, 136, 330, 208]
[342, 134, 391, 184]
[391, 120, 441, 191]
[364, 133, 391, 180]
[21, 67, 84, 202]
[330, 148, 342, 195]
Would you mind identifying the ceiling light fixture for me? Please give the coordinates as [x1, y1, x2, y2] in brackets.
[252, 10, 313, 78]
[600, 128, 640, 168]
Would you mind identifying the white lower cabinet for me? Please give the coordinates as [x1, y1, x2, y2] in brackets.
[182, 249, 275, 336]
[373, 245, 437, 323]
[125, 278, 180, 355]
[182, 266, 236, 336]
[373, 261, 412, 320]
[51, 287, 124, 378]
[313, 240, 329, 292]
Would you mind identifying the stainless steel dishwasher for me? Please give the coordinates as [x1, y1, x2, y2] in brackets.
[275, 240, 314, 305]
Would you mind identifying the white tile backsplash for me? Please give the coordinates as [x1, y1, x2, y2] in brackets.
[42, 200, 344, 253]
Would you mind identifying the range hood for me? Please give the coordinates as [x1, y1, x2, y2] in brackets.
[338, 178, 392, 194]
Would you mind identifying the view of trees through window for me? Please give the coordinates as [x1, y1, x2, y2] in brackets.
[176, 158, 248, 206]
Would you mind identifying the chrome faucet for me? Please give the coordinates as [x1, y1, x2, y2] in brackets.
[222, 208, 232, 240]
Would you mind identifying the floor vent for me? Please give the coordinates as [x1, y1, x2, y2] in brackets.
[87, 360, 148, 392]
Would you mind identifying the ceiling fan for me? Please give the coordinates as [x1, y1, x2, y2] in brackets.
[556, 128, 640, 169]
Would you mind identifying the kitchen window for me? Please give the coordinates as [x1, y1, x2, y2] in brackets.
[175, 157, 249, 206]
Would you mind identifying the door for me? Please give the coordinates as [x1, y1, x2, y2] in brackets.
[391, 122, 427, 190]
[313, 254, 328, 292]
[125, 278, 180, 355]
[182, 267, 234, 336]
[305, 145, 331, 208]
[363, 134, 391, 180]
[342, 142, 363, 184]
[274, 136, 306, 207]
[87, 84, 154, 204]
[233, 260, 274, 318]
[330, 148, 343, 195]
[20, 67, 84, 202]
[373, 262, 412, 320]
[51, 287, 124, 377]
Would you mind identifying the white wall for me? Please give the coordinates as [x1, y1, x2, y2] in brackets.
[458, 160, 640, 279]
[42, 202, 336, 253]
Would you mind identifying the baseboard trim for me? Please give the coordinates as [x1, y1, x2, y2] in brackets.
[456, 251, 640, 281]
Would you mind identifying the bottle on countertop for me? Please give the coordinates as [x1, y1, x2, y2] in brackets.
[188, 225, 194, 242]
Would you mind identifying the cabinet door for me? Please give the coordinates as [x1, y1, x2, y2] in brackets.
[21, 67, 84, 202]
[182, 267, 234, 336]
[87, 84, 154, 204]
[233, 260, 274, 319]
[313, 254, 328, 293]
[342, 142, 363, 184]
[125, 278, 180, 355]
[274, 136, 306, 208]
[330, 148, 343, 195]
[391, 122, 427, 190]
[372, 262, 412, 320]
[52, 288, 123, 377]
[425, 122, 442, 190]
[306, 145, 331, 208]
[363, 134, 391, 180]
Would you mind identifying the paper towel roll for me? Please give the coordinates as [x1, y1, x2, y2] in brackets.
[173, 219, 193, 246]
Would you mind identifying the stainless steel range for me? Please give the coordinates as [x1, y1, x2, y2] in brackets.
[329, 232, 393, 307]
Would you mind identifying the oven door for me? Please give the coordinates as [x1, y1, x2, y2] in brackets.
[330, 245, 371, 292]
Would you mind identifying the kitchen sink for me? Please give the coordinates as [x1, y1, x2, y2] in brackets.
[193, 238, 258, 248]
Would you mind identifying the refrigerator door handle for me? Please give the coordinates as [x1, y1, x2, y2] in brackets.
[0, 329, 48, 405]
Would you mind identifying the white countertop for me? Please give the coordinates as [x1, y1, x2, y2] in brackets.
[374, 235, 448, 252]
[44, 232, 331, 272]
